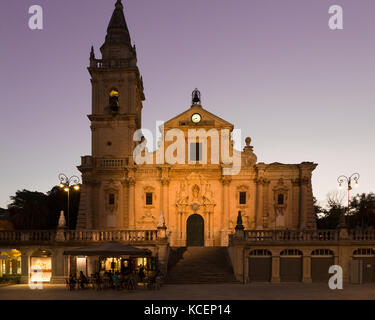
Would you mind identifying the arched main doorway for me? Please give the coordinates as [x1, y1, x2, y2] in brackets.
[186, 214, 204, 246]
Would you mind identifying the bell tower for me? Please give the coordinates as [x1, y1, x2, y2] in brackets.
[77, 0, 145, 229]
[89, 0, 144, 159]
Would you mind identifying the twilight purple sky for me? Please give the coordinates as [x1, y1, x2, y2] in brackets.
[0, 0, 374, 208]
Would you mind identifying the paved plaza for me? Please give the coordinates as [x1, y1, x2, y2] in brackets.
[0, 283, 374, 300]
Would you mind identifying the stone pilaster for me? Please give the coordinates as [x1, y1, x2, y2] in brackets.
[299, 162, 318, 229]
[292, 179, 300, 229]
[50, 248, 68, 284]
[20, 250, 30, 284]
[159, 166, 170, 227]
[302, 255, 312, 283]
[255, 179, 264, 229]
[127, 167, 136, 229]
[221, 176, 231, 245]
[271, 256, 281, 283]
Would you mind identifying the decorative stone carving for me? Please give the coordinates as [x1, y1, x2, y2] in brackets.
[137, 210, 156, 229]
[273, 178, 289, 228]
[104, 180, 119, 214]
[242, 137, 257, 167]
[236, 185, 250, 208]
[158, 210, 166, 228]
[58, 211, 66, 229]
[142, 185, 156, 208]
[175, 173, 216, 214]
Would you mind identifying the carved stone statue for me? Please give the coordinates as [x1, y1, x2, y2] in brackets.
[158, 210, 166, 228]
[58, 211, 66, 229]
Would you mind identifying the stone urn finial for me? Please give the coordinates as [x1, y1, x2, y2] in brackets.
[235, 211, 244, 231]
[58, 210, 66, 229]
[158, 210, 166, 228]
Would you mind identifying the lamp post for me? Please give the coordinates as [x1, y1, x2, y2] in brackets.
[337, 173, 360, 228]
[58, 173, 80, 229]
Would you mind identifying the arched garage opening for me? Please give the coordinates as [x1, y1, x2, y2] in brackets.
[248, 249, 272, 282]
[280, 249, 302, 282]
[311, 249, 335, 282]
[352, 248, 375, 283]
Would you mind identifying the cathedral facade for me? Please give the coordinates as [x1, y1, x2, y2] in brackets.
[76, 0, 317, 247]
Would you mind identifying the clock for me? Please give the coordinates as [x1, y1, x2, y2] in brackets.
[191, 113, 202, 123]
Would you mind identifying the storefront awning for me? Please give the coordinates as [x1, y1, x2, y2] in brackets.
[63, 242, 152, 257]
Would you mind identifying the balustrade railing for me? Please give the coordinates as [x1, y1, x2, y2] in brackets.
[0, 230, 158, 243]
[1, 229, 375, 244]
[242, 229, 375, 242]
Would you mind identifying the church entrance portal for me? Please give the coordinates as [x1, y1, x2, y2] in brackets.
[186, 214, 204, 246]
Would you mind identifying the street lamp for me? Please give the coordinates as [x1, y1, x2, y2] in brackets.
[337, 173, 360, 228]
[58, 173, 80, 229]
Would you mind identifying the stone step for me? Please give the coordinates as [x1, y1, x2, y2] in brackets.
[166, 246, 237, 284]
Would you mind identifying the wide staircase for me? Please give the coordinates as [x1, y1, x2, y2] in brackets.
[166, 247, 239, 284]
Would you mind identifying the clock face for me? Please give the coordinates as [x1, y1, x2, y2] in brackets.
[191, 113, 202, 123]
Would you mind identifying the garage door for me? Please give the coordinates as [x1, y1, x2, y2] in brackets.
[280, 249, 302, 282]
[353, 249, 375, 283]
[311, 249, 335, 283]
[249, 249, 272, 282]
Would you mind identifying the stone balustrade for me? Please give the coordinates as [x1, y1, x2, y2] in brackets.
[0, 229, 159, 245]
[80, 156, 129, 169]
[230, 229, 375, 243]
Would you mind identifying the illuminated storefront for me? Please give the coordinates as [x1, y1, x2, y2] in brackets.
[30, 249, 52, 283]
[0, 249, 21, 277]
[64, 243, 153, 276]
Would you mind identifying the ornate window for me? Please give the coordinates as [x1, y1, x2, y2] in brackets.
[239, 192, 247, 205]
[109, 88, 119, 113]
[236, 185, 250, 208]
[108, 193, 115, 205]
[277, 194, 284, 205]
[146, 192, 153, 205]
[104, 185, 119, 213]
[190, 143, 202, 161]
[143, 186, 156, 207]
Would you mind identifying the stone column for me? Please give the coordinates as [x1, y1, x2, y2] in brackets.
[299, 177, 309, 229]
[128, 178, 136, 229]
[159, 166, 170, 227]
[302, 255, 312, 283]
[51, 248, 67, 284]
[292, 179, 300, 229]
[161, 180, 170, 226]
[157, 224, 169, 274]
[271, 255, 280, 283]
[255, 179, 264, 229]
[221, 176, 231, 245]
[87, 257, 98, 276]
[299, 163, 318, 229]
[20, 250, 30, 284]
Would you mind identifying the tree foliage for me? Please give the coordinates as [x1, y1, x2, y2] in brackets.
[7, 186, 80, 230]
[316, 192, 375, 229]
